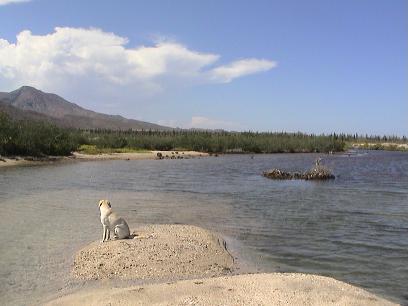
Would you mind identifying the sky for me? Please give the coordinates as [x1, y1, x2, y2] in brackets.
[0, 0, 406, 135]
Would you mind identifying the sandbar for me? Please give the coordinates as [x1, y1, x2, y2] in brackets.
[46, 224, 397, 305]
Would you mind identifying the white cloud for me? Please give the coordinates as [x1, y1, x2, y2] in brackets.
[0, 27, 276, 109]
[190, 116, 239, 130]
[0, 0, 30, 5]
[210, 59, 277, 83]
[157, 119, 180, 128]
[158, 116, 241, 130]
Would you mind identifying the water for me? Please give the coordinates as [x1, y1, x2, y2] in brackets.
[0, 151, 407, 305]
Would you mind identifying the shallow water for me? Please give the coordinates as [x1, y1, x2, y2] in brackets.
[0, 151, 407, 305]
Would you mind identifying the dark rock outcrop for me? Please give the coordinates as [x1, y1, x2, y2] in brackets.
[263, 165, 335, 180]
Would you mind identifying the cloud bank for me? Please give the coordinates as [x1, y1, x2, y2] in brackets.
[0, 27, 276, 108]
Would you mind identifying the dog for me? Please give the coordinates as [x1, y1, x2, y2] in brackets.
[98, 199, 130, 242]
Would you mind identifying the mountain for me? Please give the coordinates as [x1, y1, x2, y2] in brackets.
[0, 100, 61, 125]
[0, 86, 171, 130]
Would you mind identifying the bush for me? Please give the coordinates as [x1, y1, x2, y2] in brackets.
[0, 112, 79, 156]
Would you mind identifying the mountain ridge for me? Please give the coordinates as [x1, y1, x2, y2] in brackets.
[0, 86, 171, 130]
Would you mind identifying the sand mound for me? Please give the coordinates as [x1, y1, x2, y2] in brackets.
[47, 273, 396, 306]
[72, 224, 234, 281]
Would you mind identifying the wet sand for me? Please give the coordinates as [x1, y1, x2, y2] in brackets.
[46, 224, 397, 306]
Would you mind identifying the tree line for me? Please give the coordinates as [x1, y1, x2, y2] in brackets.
[81, 129, 345, 153]
[2, 112, 406, 157]
[0, 113, 79, 156]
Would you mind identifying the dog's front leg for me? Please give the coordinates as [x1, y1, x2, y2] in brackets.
[107, 228, 110, 241]
[101, 225, 108, 242]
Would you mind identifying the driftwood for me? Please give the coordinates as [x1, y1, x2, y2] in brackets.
[263, 165, 335, 181]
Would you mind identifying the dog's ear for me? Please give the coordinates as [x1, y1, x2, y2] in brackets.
[99, 200, 104, 207]
[107, 201, 111, 208]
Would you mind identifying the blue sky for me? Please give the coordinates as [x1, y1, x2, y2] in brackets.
[0, 0, 406, 135]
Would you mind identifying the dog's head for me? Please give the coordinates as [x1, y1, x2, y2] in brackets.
[98, 199, 111, 210]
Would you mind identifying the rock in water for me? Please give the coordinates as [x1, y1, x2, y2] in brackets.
[263, 165, 334, 180]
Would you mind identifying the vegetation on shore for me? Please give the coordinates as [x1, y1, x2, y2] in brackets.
[347, 142, 408, 151]
[77, 144, 150, 155]
[81, 129, 345, 154]
[342, 134, 407, 151]
[1, 112, 407, 157]
[0, 113, 78, 156]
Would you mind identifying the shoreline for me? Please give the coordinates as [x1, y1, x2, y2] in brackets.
[45, 224, 397, 306]
[0, 150, 209, 168]
[349, 142, 408, 151]
[0, 156, 71, 168]
[2, 147, 407, 169]
[72, 150, 209, 161]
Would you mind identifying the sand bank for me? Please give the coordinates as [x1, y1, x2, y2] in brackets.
[351, 142, 408, 150]
[47, 273, 396, 306]
[0, 151, 208, 168]
[72, 224, 233, 281]
[46, 224, 397, 305]
[69, 150, 207, 161]
[0, 156, 69, 168]
[0, 157, 34, 167]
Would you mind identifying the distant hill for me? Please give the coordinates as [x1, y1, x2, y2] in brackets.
[0, 86, 171, 130]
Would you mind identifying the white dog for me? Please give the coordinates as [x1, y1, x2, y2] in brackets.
[98, 200, 130, 242]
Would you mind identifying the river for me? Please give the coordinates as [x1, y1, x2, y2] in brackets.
[0, 150, 407, 305]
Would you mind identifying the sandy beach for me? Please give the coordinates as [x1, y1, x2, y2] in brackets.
[0, 151, 209, 168]
[45, 224, 397, 306]
[0, 157, 38, 167]
[351, 142, 408, 150]
[0, 156, 71, 167]
[72, 150, 209, 161]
